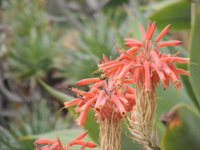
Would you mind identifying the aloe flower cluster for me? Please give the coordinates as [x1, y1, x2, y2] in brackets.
[34, 131, 97, 150]
[65, 63, 135, 149]
[35, 21, 190, 150]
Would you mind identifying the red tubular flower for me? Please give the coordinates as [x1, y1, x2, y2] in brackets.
[34, 131, 97, 150]
[103, 53, 109, 62]
[150, 50, 162, 70]
[50, 142, 59, 150]
[157, 40, 182, 47]
[124, 41, 144, 47]
[176, 68, 190, 76]
[35, 139, 57, 144]
[112, 95, 127, 117]
[124, 38, 141, 43]
[76, 78, 101, 85]
[67, 140, 97, 148]
[155, 24, 171, 42]
[139, 24, 147, 38]
[148, 21, 156, 40]
[76, 108, 89, 126]
[144, 61, 151, 91]
[146, 20, 152, 38]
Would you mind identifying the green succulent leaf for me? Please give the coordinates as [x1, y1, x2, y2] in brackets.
[149, 1, 191, 31]
[0, 101, 70, 150]
[9, 29, 57, 79]
[188, 2, 200, 107]
[161, 104, 200, 150]
[5, 0, 46, 36]
[37, 78, 74, 101]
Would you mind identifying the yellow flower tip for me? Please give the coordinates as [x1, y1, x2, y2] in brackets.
[161, 78, 166, 82]
[189, 62, 197, 65]
[155, 97, 162, 99]
[92, 69, 101, 74]
[190, 74, 195, 77]
[59, 106, 66, 111]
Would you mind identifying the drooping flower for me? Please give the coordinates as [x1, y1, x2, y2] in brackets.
[33, 130, 97, 150]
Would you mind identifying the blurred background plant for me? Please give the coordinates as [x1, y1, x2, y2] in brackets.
[0, 0, 200, 150]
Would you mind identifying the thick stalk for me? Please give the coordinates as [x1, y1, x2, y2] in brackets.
[99, 115, 123, 150]
[128, 82, 162, 150]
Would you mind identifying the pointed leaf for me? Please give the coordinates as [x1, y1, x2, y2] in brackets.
[37, 77, 74, 101]
[188, 3, 200, 107]
[149, 1, 191, 31]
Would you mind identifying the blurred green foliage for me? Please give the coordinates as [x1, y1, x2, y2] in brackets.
[9, 29, 57, 79]
[0, 101, 74, 150]
[5, 0, 58, 79]
[5, 0, 46, 36]
[55, 14, 122, 82]
[1, 0, 200, 150]
[161, 104, 200, 150]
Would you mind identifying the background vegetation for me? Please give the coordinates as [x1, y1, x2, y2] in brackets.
[0, 0, 200, 150]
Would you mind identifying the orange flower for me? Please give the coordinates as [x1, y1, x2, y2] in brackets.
[34, 130, 97, 150]
[64, 54, 136, 127]
[65, 77, 132, 126]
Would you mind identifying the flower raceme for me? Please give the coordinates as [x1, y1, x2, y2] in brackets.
[33, 130, 97, 150]
[98, 21, 190, 92]
[64, 76, 135, 126]
[64, 56, 136, 150]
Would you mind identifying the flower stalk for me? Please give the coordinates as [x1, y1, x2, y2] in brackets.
[100, 114, 123, 150]
[128, 82, 162, 150]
